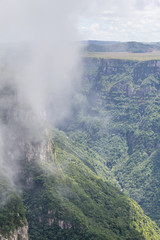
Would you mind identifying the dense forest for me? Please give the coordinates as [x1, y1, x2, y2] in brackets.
[61, 57, 160, 227]
[1, 128, 160, 240]
[1, 45, 160, 239]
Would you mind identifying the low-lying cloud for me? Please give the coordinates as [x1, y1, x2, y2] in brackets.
[0, 0, 97, 188]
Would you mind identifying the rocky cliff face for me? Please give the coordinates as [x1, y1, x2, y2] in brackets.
[0, 65, 51, 240]
[0, 224, 29, 240]
[133, 60, 160, 82]
[0, 76, 53, 185]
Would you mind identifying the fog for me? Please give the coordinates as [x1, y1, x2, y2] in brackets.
[0, 0, 103, 188]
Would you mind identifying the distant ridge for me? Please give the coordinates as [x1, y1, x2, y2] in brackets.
[82, 40, 160, 53]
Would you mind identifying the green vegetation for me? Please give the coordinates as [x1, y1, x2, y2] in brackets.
[21, 130, 160, 240]
[1, 52, 160, 239]
[0, 123, 159, 239]
[60, 57, 160, 227]
[0, 177, 26, 238]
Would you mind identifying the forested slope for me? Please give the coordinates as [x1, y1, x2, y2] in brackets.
[22, 130, 160, 240]
[60, 57, 160, 226]
[1, 55, 160, 239]
[1, 128, 160, 240]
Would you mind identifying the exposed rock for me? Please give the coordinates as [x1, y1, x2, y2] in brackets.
[47, 218, 55, 226]
[133, 60, 160, 82]
[58, 220, 72, 230]
[0, 224, 29, 240]
[127, 85, 134, 97]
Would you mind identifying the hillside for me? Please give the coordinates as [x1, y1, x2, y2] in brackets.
[59, 57, 160, 227]
[0, 45, 160, 239]
[1, 128, 160, 239]
[82, 41, 160, 61]
[83, 41, 160, 53]
[0, 176, 28, 239]
[17, 130, 160, 239]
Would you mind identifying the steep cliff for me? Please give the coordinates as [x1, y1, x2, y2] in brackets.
[21, 130, 160, 240]
[0, 225, 28, 240]
[0, 68, 43, 240]
[0, 187, 28, 240]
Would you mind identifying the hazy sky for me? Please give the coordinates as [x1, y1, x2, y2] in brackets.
[79, 0, 160, 42]
[0, 0, 159, 42]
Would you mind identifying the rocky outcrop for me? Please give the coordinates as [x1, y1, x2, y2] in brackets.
[38, 209, 72, 230]
[133, 60, 160, 82]
[0, 224, 29, 240]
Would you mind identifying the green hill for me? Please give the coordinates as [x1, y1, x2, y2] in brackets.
[83, 41, 160, 53]
[59, 58, 160, 227]
[21, 130, 160, 239]
[1, 49, 160, 239]
[1, 128, 160, 239]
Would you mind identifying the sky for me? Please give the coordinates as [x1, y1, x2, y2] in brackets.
[78, 0, 160, 42]
[0, 0, 159, 43]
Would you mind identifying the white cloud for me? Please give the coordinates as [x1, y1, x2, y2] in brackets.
[79, 0, 160, 41]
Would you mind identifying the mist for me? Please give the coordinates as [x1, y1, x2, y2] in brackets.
[0, 0, 102, 189]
